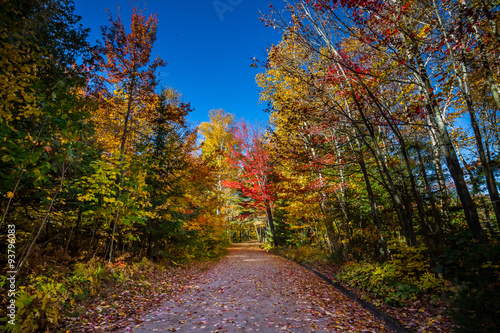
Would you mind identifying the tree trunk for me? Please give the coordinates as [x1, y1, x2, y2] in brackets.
[412, 40, 488, 243]
[352, 91, 417, 246]
[265, 200, 277, 246]
[479, 0, 500, 45]
[414, 137, 444, 248]
[457, 149, 498, 235]
[433, 1, 500, 228]
[109, 77, 136, 263]
[464, 4, 500, 111]
[17, 162, 67, 272]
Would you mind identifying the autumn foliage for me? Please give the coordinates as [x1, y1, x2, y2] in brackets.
[256, 0, 500, 331]
[0, 1, 229, 331]
[1, 0, 499, 331]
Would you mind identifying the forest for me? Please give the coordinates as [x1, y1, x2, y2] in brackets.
[1, 0, 499, 332]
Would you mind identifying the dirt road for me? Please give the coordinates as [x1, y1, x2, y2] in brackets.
[127, 242, 390, 332]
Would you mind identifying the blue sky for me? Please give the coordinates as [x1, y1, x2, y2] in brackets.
[73, 0, 283, 127]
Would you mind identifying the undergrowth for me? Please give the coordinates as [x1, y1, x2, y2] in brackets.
[336, 242, 447, 307]
[272, 238, 500, 331]
[0, 239, 229, 332]
[272, 242, 447, 307]
[270, 245, 332, 265]
[0, 258, 156, 332]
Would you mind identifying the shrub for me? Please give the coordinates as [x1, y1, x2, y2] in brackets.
[273, 245, 330, 265]
[336, 242, 447, 307]
[1, 258, 138, 332]
[0, 276, 71, 332]
[437, 232, 500, 332]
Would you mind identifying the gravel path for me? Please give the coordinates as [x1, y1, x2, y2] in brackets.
[127, 242, 390, 332]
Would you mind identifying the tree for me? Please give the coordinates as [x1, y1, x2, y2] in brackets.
[223, 121, 278, 245]
[199, 109, 236, 216]
[261, 0, 491, 244]
[0, 0, 95, 272]
[95, 4, 167, 261]
[96, 5, 166, 156]
[140, 87, 193, 257]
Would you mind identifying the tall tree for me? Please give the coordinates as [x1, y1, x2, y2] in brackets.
[223, 121, 278, 245]
[262, 0, 490, 243]
[96, 4, 167, 262]
[140, 87, 193, 257]
[0, 0, 95, 272]
[199, 109, 235, 216]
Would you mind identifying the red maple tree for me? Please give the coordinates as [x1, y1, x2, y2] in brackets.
[223, 121, 278, 245]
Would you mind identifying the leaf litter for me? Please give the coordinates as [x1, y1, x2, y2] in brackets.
[125, 242, 390, 332]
